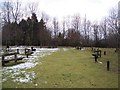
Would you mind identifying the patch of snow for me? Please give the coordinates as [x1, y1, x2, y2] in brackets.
[35, 83, 38, 86]
[2, 47, 59, 83]
[98, 61, 102, 64]
[2, 79, 6, 82]
[8, 62, 38, 70]
[63, 48, 68, 51]
[81, 48, 85, 50]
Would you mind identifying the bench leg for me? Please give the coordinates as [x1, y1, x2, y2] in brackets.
[2, 62, 5, 66]
[95, 56, 98, 63]
[15, 54, 17, 63]
[26, 54, 28, 58]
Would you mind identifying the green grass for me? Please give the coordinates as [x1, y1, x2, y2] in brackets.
[2, 48, 118, 88]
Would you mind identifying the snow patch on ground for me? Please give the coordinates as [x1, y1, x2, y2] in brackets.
[2, 46, 59, 83]
[98, 61, 102, 64]
[9, 62, 38, 70]
[81, 48, 85, 50]
[63, 48, 68, 51]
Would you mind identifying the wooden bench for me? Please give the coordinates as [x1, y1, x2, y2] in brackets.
[31, 47, 36, 51]
[2, 52, 24, 66]
[92, 53, 98, 62]
[93, 49, 101, 57]
[25, 48, 33, 58]
[76, 47, 81, 50]
[92, 49, 101, 62]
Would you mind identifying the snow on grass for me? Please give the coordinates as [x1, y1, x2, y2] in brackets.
[2, 46, 59, 83]
[12, 71, 35, 83]
[63, 48, 68, 51]
[98, 61, 103, 64]
[9, 62, 38, 70]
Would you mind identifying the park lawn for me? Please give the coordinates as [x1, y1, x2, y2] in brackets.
[2, 48, 118, 88]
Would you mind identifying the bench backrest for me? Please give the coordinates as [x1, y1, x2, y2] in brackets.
[2, 52, 18, 57]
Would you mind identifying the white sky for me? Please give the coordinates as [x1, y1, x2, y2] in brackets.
[0, 0, 119, 22]
[24, 0, 119, 22]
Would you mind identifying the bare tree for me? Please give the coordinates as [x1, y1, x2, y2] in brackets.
[62, 19, 66, 38]
[107, 8, 118, 36]
[86, 20, 91, 45]
[11, 1, 22, 23]
[93, 24, 99, 47]
[2, 0, 12, 23]
[117, 2, 120, 48]
[41, 12, 50, 23]
[53, 17, 59, 38]
[107, 7, 118, 47]
[65, 16, 72, 30]
[28, 2, 39, 14]
[82, 15, 92, 46]
[72, 14, 81, 31]
[99, 18, 108, 42]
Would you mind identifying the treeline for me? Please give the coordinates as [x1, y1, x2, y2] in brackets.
[2, 13, 85, 47]
[2, 13, 51, 46]
[1, 1, 120, 48]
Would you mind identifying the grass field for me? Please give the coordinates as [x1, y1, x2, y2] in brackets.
[2, 47, 118, 88]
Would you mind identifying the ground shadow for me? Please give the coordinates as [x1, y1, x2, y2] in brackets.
[3, 61, 25, 67]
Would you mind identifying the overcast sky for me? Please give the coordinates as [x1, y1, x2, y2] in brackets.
[22, 0, 119, 22]
[0, 0, 119, 22]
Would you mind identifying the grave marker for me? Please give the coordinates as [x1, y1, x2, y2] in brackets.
[107, 61, 110, 71]
[104, 51, 106, 55]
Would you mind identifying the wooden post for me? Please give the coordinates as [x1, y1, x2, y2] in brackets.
[25, 48, 26, 55]
[25, 48, 28, 55]
[115, 48, 117, 52]
[6, 45, 9, 51]
[31, 47, 33, 51]
[95, 55, 98, 63]
[107, 61, 110, 71]
[15, 54, 17, 62]
[100, 50, 101, 57]
[104, 51, 106, 55]
[2, 55, 5, 65]
[80, 47, 81, 50]
[17, 49, 19, 54]
[26, 54, 28, 58]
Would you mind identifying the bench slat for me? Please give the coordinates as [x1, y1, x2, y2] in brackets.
[2, 52, 18, 56]
[2, 57, 24, 62]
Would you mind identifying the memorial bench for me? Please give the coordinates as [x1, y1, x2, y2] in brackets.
[2, 52, 24, 66]
[92, 49, 102, 62]
[25, 48, 33, 58]
[92, 49, 101, 57]
[76, 47, 82, 50]
[94, 50, 101, 57]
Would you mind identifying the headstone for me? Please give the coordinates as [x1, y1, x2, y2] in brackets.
[80, 47, 81, 50]
[104, 51, 106, 55]
[107, 61, 110, 71]
[115, 48, 117, 52]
